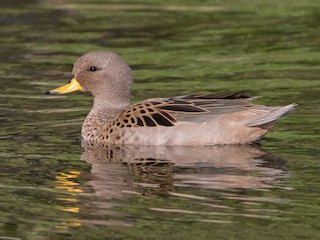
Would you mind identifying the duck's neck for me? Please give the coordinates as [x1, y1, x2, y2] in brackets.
[93, 97, 130, 116]
[81, 98, 130, 140]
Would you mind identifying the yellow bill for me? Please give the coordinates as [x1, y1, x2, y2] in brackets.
[46, 78, 83, 95]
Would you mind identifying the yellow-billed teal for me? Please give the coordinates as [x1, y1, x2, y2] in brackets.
[46, 50, 296, 146]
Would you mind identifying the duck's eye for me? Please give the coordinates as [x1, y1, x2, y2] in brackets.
[88, 66, 97, 72]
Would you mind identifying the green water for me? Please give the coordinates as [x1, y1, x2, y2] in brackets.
[0, 0, 320, 239]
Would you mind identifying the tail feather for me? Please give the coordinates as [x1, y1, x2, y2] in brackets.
[247, 103, 296, 127]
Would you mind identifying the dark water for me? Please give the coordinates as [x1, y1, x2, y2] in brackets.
[0, 0, 320, 239]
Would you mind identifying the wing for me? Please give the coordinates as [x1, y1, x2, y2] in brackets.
[115, 92, 256, 128]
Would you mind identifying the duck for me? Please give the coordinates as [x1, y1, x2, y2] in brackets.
[46, 50, 296, 146]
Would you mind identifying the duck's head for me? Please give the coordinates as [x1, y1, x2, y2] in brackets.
[46, 50, 133, 106]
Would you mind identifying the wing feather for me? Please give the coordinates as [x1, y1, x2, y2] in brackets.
[117, 92, 257, 127]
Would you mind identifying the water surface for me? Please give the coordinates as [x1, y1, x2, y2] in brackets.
[0, 0, 320, 239]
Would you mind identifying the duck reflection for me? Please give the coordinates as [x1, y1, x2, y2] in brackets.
[80, 144, 289, 198]
[52, 144, 290, 230]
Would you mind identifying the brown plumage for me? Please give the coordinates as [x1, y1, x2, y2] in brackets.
[46, 50, 296, 146]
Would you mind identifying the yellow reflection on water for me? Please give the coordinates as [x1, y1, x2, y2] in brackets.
[54, 171, 83, 232]
[56, 206, 80, 213]
[55, 171, 83, 193]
